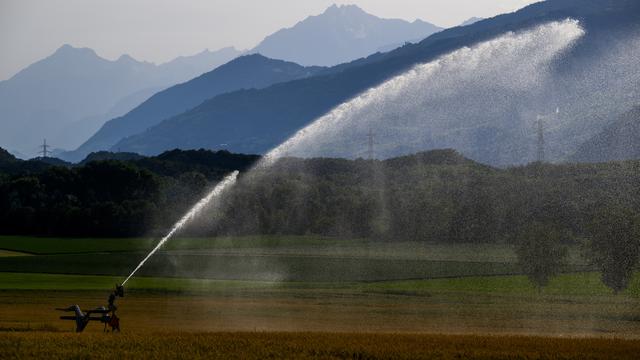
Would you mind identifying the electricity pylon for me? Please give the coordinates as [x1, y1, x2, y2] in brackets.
[39, 139, 50, 158]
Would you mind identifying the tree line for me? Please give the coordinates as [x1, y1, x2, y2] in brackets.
[0, 149, 258, 237]
[0, 148, 638, 292]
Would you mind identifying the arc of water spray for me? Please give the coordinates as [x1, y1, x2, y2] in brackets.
[121, 20, 585, 286]
[122, 171, 239, 285]
[259, 19, 585, 162]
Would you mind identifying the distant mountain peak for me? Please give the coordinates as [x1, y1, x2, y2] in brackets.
[251, 4, 441, 67]
[324, 4, 365, 15]
[324, 3, 339, 13]
[56, 43, 74, 51]
[169, 46, 239, 62]
[236, 53, 268, 61]
[116, 54, 137, 63]
[53, 44, 98, 58]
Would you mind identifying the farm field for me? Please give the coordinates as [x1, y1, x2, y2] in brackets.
[1, 271, 639, 296]
[2, 332, 640, 360]
[0, 236, 589, 282]
[0, 235, 586, 262]
[1, 235, 638, 359]
[0, 250, 29, 257]
[1, 271, 639, 337]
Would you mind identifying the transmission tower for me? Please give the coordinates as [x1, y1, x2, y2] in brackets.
[536, 116, 545, 163]
[535, 108, 559, 163]
[39, 139, 50, 158]
[367, 128, 375, 160]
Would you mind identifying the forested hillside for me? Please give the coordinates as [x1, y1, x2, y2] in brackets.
[1, 148, 639, 246]
[0, 148, 258, 236]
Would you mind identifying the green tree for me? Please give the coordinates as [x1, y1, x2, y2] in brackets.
[515, 222, 568, 291]
[587, 207, 640, 294]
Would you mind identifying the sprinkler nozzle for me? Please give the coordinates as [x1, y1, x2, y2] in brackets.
[116, 284, 124, 297]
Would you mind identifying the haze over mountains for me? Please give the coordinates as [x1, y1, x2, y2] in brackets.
[251, 4, 442, 66]
[62, 55, 324, 162]
[4, 4, 445, 161]
[62, 4, 443, 161]
[0, 45, 241, 158]
[106, 0, 640, 166]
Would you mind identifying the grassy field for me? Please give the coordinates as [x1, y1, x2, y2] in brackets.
[2, 332, 640, 359]
[1, 271, 638, 296]
[1, 235, 638, 358]
[0, 250, 30, 257]
[0, 253, 524, 281]
[1, 271, 638, 337]
[0, 272, 281, 292]
[0, 236, 592, 282]
[0, 235, 587, 263]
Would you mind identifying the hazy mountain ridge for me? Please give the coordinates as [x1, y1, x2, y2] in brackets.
[52, 85, 165, 155]
[460, 17, 484, 26]
[252, 4, 442, 66]
[0, 44, 241, 157]
[0, 147, 17, 163]
[63, 54, 324, 162]
[60, 5, 440, 161]
[110, 0, 640, 165]
[571, 107, 640, 163]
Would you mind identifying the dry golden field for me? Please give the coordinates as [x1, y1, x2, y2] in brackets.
[1, 281, 639, 359]
[1, 287, 639, 337]
[1, 332, 640, 359]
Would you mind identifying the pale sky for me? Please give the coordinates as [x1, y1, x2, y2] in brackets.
[0, 0, 540, 80]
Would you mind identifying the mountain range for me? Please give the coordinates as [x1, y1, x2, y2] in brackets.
[61, 55, 323, 162]
[103, 0, 640, 166]
[0, 45, 241, 157]
[5, 4, 445, 161]
[62, 4, 443, 161]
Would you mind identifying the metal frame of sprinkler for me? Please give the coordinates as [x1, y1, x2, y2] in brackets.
[57, 284, 125, 333]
